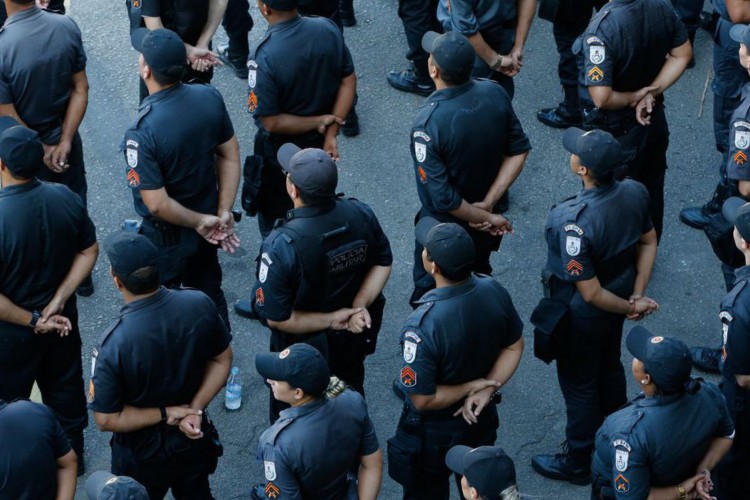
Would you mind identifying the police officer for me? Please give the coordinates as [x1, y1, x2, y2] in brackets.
[591, 327, 734, 499]
[0, 119, 97, 476]
[536, 0, 606, 128]
[245, 0, 356, 238]
[387, 0, 441, 96]
[124, 28, 241, 328]
[576, 0, 692, 240]
[410, 31, 530, 305]
[710, 198, 750, 497]
[0, 399, 78, 500]
[217, 0, 254, 78]
[388, 218, 524, 499]
[436, 0, 536, 99]
[89, 231, 233, 498]
[249, 144, 392, 421]
[0, 0, 93, 294]
[0, 0, 65, 23]
[531, 128, 659, 485]
[445, 445, 519, 500]
[680, 0, 750, 230]
[253, 344, 382, 499]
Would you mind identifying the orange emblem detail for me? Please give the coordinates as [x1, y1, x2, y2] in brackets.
[127, 168, 140, 187]
[87, 380, 94, 403]
[255, 287, 265, 307]
[566, 260, 583, 277]
[248, 91, 258, 113]
[735, 151, 747, 166]
[418, 166, 427, 184]
[265, 482, 280, 498]
[587, 66, 603, 82]
[401, 366, 416, 387]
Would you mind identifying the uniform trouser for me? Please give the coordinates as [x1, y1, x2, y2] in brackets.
[397, 0, 441, 79]
[0, 300, 87, 452]
[222, 0, 253, 60]
[556, 312, 627, 455]
[38, 131, 88, 207]
[389, 404, 499, 500]
[716, 380, 750, 500]
[255, 130, 323, 239]
[112, 437, 214, 499]
[299, 0, 343, 30]
[671, 0, 702, 42]
[605, 109, 669, 241]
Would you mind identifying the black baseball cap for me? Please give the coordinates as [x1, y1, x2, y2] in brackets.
[563, 127, 623, 176]
[131, 28, 186, 74]
[255, 343, 330, 395]
[277, 143, 338, 198]
[262, 0, 298, 9]
[422, 31, 475, 82]
[446, 446, 517, 499]
[730, 24, 750, 47]
[626, 326, 692, 394]
[104, 231, 160, 281]
[0, 118, 44, 179]
[85, 471, 149, 500]
[416, 217, 474, 277]
[723, 197, 750, 242]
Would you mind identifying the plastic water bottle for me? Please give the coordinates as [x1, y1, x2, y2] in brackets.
[225, 367, 242, 410]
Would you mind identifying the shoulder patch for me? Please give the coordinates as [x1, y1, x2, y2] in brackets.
[403, 331, 422, 343]
[413, 131, 431, 142]
[613, 439, 631, 472]
[565, 236, 581, 256]
[614, 474, 630, 493]
[734, 121, 750, 129]
[563, 224, 584, 235]
[588, 66, 604, 82]
[264, 461, 276, 481]
[401, 366, 417, 387]
[589, 45, 605, 64]
[247, 59, 258, 88]
[264, 481, 280, 498]
[98, 318, 122, 347]
[259, 252, 272, 283]
[724, 280, 749, 308]
[586, 36, 603, 45]
[406, 301, 434, 328]
[402, 331, 421, 364]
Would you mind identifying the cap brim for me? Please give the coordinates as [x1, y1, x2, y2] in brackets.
[277, 143, 301, 171]
[445, 445, 472, 475]
[730, 24, 748, 44]
[0, 116, 19, 136]
[255, 352, 285, 382]
[85, 470, 117, 500]
[723, 197, 747, 225]
[626, 326, 653, 361]
[415, 216, 440, 247]
[421, 31, 441, 54]
[562, 127, 586, 156]
[131, 27, 150, 53]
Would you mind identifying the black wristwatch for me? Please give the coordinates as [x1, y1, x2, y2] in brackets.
[491, 390, 503, 405]
[28, 310, 41, 329]
[159, 406, 167, 423]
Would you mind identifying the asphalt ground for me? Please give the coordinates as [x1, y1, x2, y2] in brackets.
[67, 0, 723, 498]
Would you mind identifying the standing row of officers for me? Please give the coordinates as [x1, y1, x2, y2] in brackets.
[1, 0, 750, 500]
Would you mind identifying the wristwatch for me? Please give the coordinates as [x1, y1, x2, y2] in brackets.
[28, 310, 41, 329]
[491, 389, 503, 405]
[490, 55, 504, 71]
[159, 406, 167, 423]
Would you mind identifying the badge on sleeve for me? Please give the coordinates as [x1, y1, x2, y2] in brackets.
[589, 45, 605, 64]
[588, 66, 604, 82]
[255, 287, 265, 307]
[264, 482, 280, 499]
[247, 60, 258, 88]
[127, 168, 140, 188]
[417, 166, 427, 184]
[614, 474, 630, 493]
[736, 130, 750, 150]
[614, 439, 630, 472]
[414, 142, 427, 163]
[259, 253, 272, 283]
[401, 366, 417, 387]
[248, 91, 259, 113]
[566, 260, 583, 276]
[126, 139, 138, 168]
[566, 236, 581, 256]
[563, 224, 584, 235]
[264, 461, 277, 481]
[734, 151, 747, 166]
[403, 341, 418, 363]
[87, 380, 95, 403]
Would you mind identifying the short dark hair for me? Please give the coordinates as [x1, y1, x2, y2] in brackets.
[151, 67, 184, 86]
[435, 60, 471, 86]
[298, 187, 333, 206]
[4, 165, 36, 181]
[113, 266, 160, 295]
[426, 251, 471, 282]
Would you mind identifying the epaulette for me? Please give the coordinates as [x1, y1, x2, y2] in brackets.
[132, 104, 151, 128]
[723, 279, 749, 309]
[405, 301, 434, 328]
[413, 99, 440, 129]
[97, 318, 122, 348]
[265, 417, 295, 445]
[572, 10, 610, 54]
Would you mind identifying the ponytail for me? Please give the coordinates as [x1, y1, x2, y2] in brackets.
[324, 376, 347, 399]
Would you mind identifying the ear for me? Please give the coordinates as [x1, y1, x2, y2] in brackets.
[469, 486, 480, 500]
[578, 165, 588, 176]
[294, 388, 304, 400]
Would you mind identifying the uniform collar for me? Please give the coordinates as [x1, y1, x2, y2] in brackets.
[417, 275, 477, 304]
[734, 265, 750, 283]
[5, 5, 41, 26]
[141, 83, 183, 108]
[427, 80, 475, 102]
[575, 181, 617, 201]
[268, 15, 303, 34]
[633, 391, 685, 407]
[0, 178, 41, 198]
[285, 200, 336, 220]
[120, 287, 169, 314]
[277, 397, 326, 420]
[0, 400, 7, 412]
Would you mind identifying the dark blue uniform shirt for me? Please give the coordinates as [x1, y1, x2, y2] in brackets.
[578, 0, 687, 112]
[720, 265, 750, 379]
[248, 15, 353, 125]
[88, 287, 231, 414]
[121, 83, 235, 218]
[592, 384, 734, 498]
[545, 180, 652, 316]
[0, 180, 95, 330]
[437, 0, 517, 49]
[726, 84, 750, 182]
[0, 400, 71, 500]
[411, 79, 530, 221]
[398, 275, 522, 401]
[257, 390, 379, 500]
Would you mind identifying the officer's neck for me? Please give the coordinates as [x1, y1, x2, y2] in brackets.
[744, 251, 750, 267]
[434, 274, 469, 289]
[0, 170, 33, 189]
[267, 9, 298, 25]
[121, 287, 160, 304]
[580, 175, 597, 190]
[290, 394, 315, 407]
[4, 0, 34, 18]
[145, 80, 178, 98]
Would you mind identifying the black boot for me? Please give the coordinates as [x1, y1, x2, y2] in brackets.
[537, 86, 582, 129]
[679, 183, 732, 230]
[387, 64, 435, 97]
[532, 443, 591, 485]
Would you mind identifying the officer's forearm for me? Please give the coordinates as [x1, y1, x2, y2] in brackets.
[482, 152, 528, 208]
[215, 136, 241, 214]
[633, 229, 658, 297]
[352, 266, 391, 309]
[449, 200, 494, 224]
[59, 71, 88, 146]
[575, 277, 633, 315]
[482, 338, 523, 390]
[695, 437, 733, 475]
[357, 449, 383, 500]
[728, 0, 750, 23]
[197, 0, 228, 48]
[327, 73, 356, 139]
[93, 406, 162, 433]
[514, 0, 536, 48]
[50, 243, 98, 309]
[260, 114, 331, 136]
[588, 86, 638, 111]
[409, 382, 480, 411]
[143, 16, 164, 30]
[467, 32, 502, 67]
[55, 450, 77, 500]
[0, 291, 35, 327]
[190, 346, 232, 410]
[268, 311, 341, 334]
[140, 188, 205, 229]
[649, 42, 692, 98]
